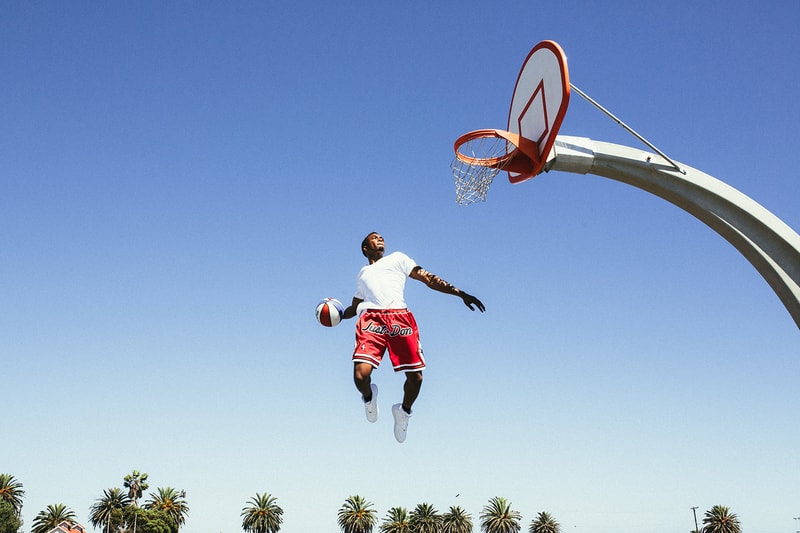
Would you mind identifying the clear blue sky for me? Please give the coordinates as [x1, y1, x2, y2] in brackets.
[2, 2, 798, 533]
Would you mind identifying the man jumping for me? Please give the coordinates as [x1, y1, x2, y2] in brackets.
[342, 232, 485, 443]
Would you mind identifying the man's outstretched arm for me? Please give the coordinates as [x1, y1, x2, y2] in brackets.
[409, 266, 486, 312]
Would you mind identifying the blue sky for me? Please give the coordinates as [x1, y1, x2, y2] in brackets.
[2, 2, 798, 533]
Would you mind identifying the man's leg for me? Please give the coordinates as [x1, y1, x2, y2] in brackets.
[353, 362, 374, 401]
[354, 362, 379, 423]
[391, 371, 421, 443]
[401, 371, 422, 413]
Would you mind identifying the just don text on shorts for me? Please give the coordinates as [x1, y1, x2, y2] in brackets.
[352, 309, 425, 372]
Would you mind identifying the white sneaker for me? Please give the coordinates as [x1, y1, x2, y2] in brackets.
[363, 384, 378, 423]
[392, 403, 411, 443]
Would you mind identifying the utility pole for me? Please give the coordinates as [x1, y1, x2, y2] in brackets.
[691, 507, 700, 533]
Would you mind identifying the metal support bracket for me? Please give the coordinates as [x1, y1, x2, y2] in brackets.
[548, 135, 800, 329]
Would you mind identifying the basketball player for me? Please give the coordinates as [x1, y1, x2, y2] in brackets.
[342, 232, 485, 442]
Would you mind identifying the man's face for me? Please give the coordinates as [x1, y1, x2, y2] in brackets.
[362, 233, 385, 259]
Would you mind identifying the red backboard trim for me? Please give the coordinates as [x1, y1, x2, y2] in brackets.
[507, 40, 570, 184]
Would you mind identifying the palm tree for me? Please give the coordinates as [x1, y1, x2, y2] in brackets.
[408, 502, 441, 533]
[441, 505, 472, 533]
[529, 512, 560, 533]
[123, 471, 149, 508]
[380, 507, 410, 533]
[123, 471, 150, 533]
[0, 474, 25, 517]
[338, 495, 377, 533]
[701, 505, 741, 533]
[480, 497, 522, 533]
[145, 487, 189, 531]
[31, 503, 76, 533]
[241, 493, 283, 533]
[90, 488, 131, 533]
[442, 505, 472, 533]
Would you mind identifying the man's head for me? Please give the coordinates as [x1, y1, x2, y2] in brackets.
[361, 232, 385, 261]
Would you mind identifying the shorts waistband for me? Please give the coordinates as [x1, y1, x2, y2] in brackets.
[364, 308, 408, 314]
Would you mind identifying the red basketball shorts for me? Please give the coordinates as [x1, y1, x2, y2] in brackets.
[352, 309, 425, 373]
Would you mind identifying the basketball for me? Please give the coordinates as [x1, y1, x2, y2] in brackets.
[315, 298, 345, 327]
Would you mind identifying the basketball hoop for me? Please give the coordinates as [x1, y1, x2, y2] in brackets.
[449, 40, 571, 204]
[451, 129, 539, 205]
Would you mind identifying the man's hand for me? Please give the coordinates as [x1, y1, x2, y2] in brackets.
[460, 292, 485, 312]
[342, 297, 364, 319]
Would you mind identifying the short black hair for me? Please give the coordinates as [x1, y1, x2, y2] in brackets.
[361, 232, 379, 257]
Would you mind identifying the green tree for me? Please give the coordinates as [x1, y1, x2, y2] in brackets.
[126, 507, 173, 533]
[338, 495, 377, 533]
[529, 512, 560, 533]
[0, 475, 24, 517]
[409, 502, 441, 533]
[480, 497, 521, 533]
[379, 507, 410, 533]
[107, 508, 127, 533]
[31, 503, 76, 533]
[0, 500, 22, 533]
[701, 505, 741, 533]
[145, 487, 189, 531]
[124, 471, 150, 508]
[241, 493, 283, 533]
[442, 505, 472, 533]
[90, 488, 131, 533]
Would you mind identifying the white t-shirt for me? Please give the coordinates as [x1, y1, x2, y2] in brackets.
[354, 251, 417, 314]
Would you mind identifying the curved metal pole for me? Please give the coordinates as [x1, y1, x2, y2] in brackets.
[546, 135, 800, 329]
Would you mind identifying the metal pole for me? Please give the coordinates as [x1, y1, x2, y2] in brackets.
[569, 83, 685, 174]
[691, 507, 700, 533]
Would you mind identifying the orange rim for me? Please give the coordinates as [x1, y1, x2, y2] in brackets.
[454, 129, 539, 163]
[453, 129, 540, 176]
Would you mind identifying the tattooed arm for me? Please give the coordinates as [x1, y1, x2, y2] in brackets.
[409, 266, 486, 312]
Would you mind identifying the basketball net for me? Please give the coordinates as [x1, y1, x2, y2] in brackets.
[451, 129, 539, 205]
